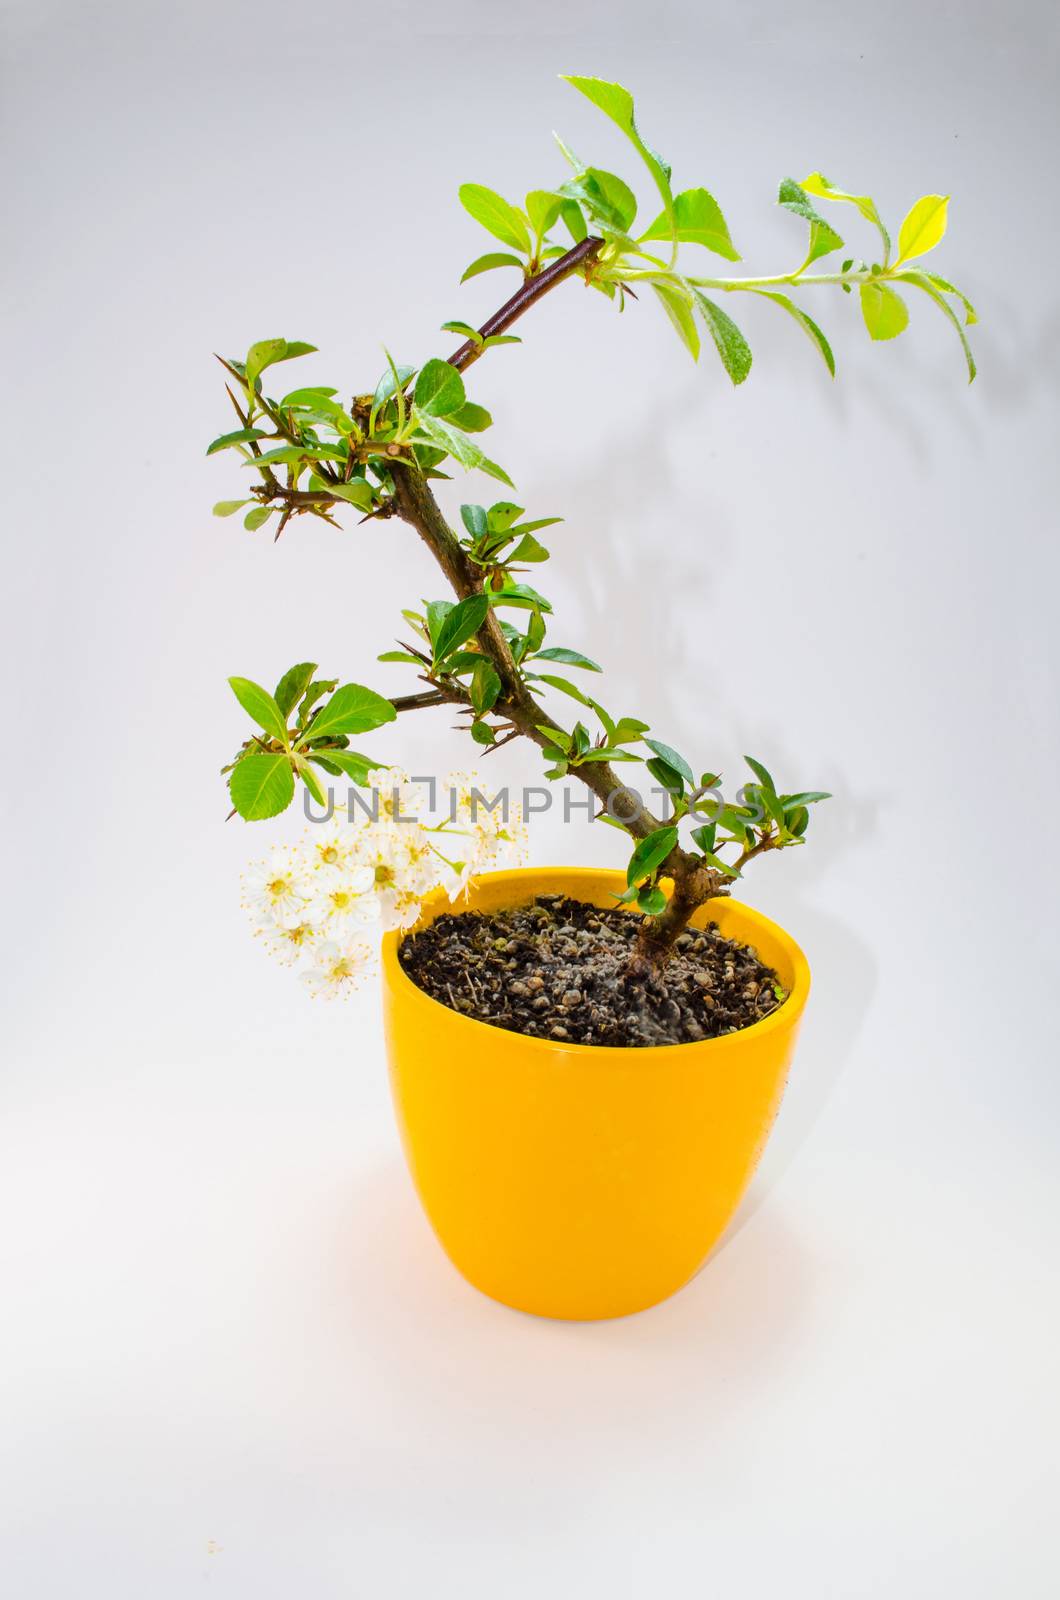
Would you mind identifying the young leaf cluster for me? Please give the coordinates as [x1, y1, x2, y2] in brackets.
[224, 665, 394, 819]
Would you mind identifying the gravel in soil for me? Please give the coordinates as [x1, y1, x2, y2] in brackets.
[398, 893, 785, 1048]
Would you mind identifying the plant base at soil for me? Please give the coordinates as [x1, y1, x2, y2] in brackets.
[398, 892, 783, 1048]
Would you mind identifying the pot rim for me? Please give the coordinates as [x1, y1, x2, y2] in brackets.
[381, 865, 810, 1060]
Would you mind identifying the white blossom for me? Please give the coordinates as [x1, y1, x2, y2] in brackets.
[242, 848, 313, 929]
[242, 768, 529, 996]
[300, 936, 374, 999]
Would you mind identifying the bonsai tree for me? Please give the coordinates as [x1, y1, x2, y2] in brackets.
[214, 73, 975, 970]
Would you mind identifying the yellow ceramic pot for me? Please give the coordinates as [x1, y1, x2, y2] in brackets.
[381, 867, 809, 1321]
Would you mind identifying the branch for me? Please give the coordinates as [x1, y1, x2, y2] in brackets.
[446, 237, 603, 373]
[245, 240, 605, 521]
[390, 689, 456, 713]
[387, 462, 682, 852]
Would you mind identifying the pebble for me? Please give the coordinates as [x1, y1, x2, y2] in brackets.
[561, 989, 582, 1008]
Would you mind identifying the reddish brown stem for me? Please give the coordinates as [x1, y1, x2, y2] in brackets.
[447, 237, 603, 373]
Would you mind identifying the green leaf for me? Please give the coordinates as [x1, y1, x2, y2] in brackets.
[591, 700, 617, 742]
[626, 824, 679, 887]
[248, 445, 344, 467]
[413, 410, 483, 469]
[481, 334, 522, 349]
[228, 675, 289, 742]
[637, 886, 668, 915]
[488, 583, 552, 612]
[274, 662, 317, 718]
[244, 338, 287, 387]
[298, 759, 327, 807]
[536, 724, 572, 753]
[781, 790, 832, 807]
[449, 401, 492, 433]
[461, 503, 488, 538]
[478, 455, 516, 488]
[460, 252, 524, 282]
[304, 683, 397, 740]
[245, 338, 317, 388]
[532, 647, 602, 671]
[778, 178, 844, 264]
[279, 386, 338, 406]
[692, 291, 753, 384]
[458, 184, 531, 254]
[614, 717, 650, 743]
[440, 319, 482, 343]
[691, 822, 717, 853]
[443, 651, 486, 674]
[329, 481, 375, 510]
[525, 189, 564, 236]
[531, 673, 593, 706]
[525, 607, 546, 654]
[744, 755, 777, 796]
[297, 678, 337, 725]
[897, 194, 949, 264]
[470, 658, 502, 714]
[800, 172, 891, 261]
[561, 168, 637, 232]
[508, 532, 549, 563]
[560, 199, 588, 242]
[507, 516, 563, 536]
[377, 651, 422, 666]
[229, 753, 295, 820]
[206, 428, 267, 456]
[653, 281, 700, 359]
[920, 272, 977, 326]
[433, 594, 489, 663]
[486, 502, 524, 533]
[312, 748, 382, 785]
[895, 270, 977, 381]
[372, 361, 415, 411]
[561, 76, 674, 228]
[213, 499, 252, 517]
[748, 290, 835, 376]
[646, 755, 685, 794]
[786, 805, 809, 838]
[277, 392, 354, 430]
[425, 600, 454, 650]
[645, 739, 694, 786]
[470, 720, 496, 746]
[641, 187, 739, 261]
[860, 281, 909, 342]
[415, 358, 466, 418]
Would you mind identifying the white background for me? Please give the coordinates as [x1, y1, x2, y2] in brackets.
[3, 0, 1058, 1593]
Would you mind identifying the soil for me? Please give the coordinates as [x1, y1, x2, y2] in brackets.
[398, 892, 785, 1048]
